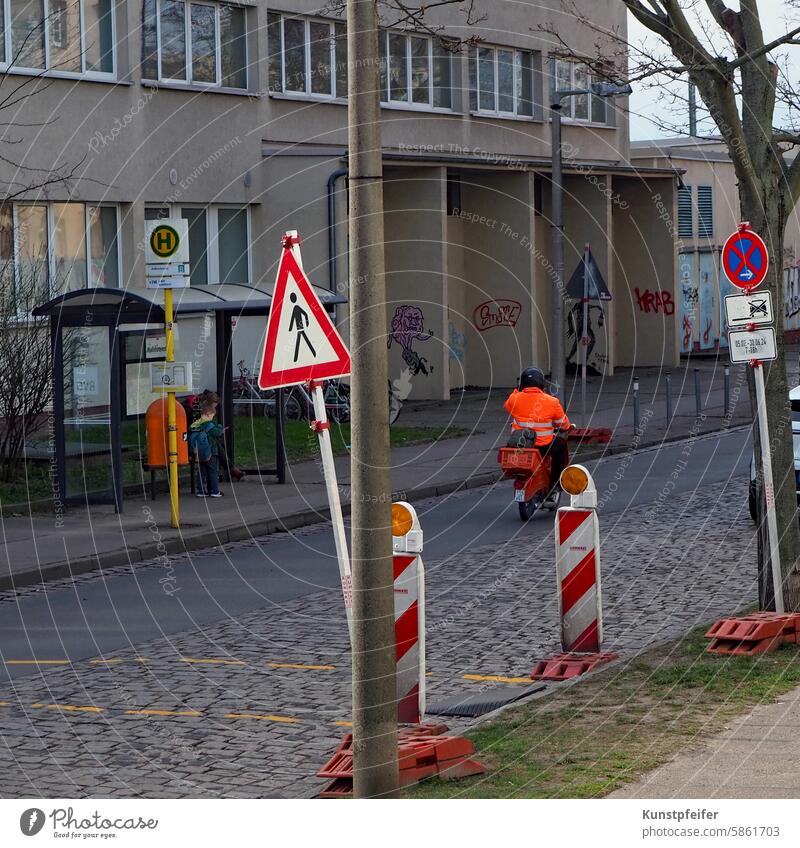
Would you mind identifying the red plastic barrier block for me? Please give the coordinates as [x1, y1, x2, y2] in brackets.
[399, 723, 448, 739]
[317, 749, 353, 779]
[567, 427, 613, 444]
[437, 757, 487, 781]
[705, 616, 789, 643]
[319, 778, 353, 798]
[706, 634, 785, 656]
[531, 651, 618, 681]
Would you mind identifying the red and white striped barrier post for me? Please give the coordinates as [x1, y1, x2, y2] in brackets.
[555, 465, 603, 653]
[392, 501, 425, 724]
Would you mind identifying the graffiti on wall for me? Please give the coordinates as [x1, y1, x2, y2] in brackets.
[472, 299, 521, 331]
[448, 321, 466, 364]
[785, 263, 800, 328]
[718, 255, 737, 349]
[387, 305, 434, 376]
[679, 253, 697, 354]
[565, 301, 608, 376]
[634, 287, 674, 315]
[698, 253, 715, 351]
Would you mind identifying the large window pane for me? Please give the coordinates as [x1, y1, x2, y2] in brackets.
[573, 64, 589, 119]
[160, 0, 187, 80]
[388, 33, 408, 102]
[267, 12, 282, 92]
[88, 206, 119, 288]
[497, 49, 514, 113]
[283, 18, 306, 92]
[591, 84, 607, 124]
[432, 41, 450, 108]
[16, 205, 49, 305]
[217, 209, 248, 283]
[334, 22, 347, 97]
[517, 51, 533, 116]
[0, 205, 13, 314]
[181, 207, 208, 285]
[49, 0, 81, 73]
[379, 32, 387, 98]
[10, 0, 46, 68]
[410, 36, 429, 104]
[191, 3, 217, 83]
[220, 5, 246, 88]
[478, 47, 495, 111]
[53, 203, 87, 293]
[141, 0, 158, 79]
[84, 0, 114, 73]
[555, 59, 571, 115]
[309, 21, 332, 95]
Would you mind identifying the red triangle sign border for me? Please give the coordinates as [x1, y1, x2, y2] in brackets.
[257, 247, 351, 390]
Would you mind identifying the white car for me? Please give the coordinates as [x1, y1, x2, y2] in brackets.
[748, 385, 800, 522]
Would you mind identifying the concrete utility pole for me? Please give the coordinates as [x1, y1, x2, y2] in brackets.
[346, 0, 399, 798]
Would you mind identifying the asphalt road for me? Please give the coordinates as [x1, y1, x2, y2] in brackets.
[0, 426, 752, 679]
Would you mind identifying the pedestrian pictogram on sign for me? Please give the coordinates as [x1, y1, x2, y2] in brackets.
[722, 224, 769, 289]
[257, 241, 350, 390]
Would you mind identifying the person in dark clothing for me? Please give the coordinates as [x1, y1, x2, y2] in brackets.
[190, 402, 225, 497]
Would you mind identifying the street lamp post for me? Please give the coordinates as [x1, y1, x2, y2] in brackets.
[549, 82, 632, 404]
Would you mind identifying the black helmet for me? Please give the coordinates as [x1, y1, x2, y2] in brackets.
[519, 367, 545, 390]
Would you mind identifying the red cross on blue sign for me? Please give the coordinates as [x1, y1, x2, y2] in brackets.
[722, 226, 769, 290]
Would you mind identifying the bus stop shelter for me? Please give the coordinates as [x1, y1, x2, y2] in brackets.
[33, 283, 346, 511]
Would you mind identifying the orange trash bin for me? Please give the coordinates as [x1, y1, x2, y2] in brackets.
[146, 397, 189, 467]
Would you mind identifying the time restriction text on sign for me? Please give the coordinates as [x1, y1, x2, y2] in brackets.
[728, 326, 777, 363]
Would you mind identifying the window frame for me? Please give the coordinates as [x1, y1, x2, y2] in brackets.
[268, 14, 453, 112]
[697, 184, 714, 239]
[4, 201, 120, 316]
[553, 58, 610, 125]
[677, 184, 694, 238]
[1, 0, 116, 80]
[474, 45, 531, 118]
[147, 0, 247, 90]
[146, 203, 251, 285]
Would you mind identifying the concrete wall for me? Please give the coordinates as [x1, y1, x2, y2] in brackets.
[612, 177, 679, 368]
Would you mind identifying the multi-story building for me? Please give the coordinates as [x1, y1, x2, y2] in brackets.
[2, 0, 680, 407]
[631, 137, 800, 352]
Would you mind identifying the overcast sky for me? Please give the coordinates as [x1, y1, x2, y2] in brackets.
[626, 0, 796, 140]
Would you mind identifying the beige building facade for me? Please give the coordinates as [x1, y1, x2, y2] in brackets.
[2, 0, 681, 406]
[631, 137, 800, 352]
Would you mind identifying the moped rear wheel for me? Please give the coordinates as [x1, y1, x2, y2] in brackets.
[519, 497, 538, 521]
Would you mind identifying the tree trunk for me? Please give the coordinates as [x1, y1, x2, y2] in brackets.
[740, 188, 800, 611]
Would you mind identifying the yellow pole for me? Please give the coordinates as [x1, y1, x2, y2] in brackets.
[164, 286, 180, 528]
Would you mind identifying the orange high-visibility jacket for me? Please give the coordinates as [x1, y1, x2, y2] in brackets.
[503, 387, 571, 445]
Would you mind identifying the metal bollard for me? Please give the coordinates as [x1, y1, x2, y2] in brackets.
[724, 366, 730, 420]
[665, 373, 672, 423]
[633, 375, 640, 435]
[694, 368, 701, 417]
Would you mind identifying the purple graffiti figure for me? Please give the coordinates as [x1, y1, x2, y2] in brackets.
[387, 305, 434, 376]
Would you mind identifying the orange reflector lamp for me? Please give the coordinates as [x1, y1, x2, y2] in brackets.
[392, 502, 414, 537]
[560, 465, 589, 496]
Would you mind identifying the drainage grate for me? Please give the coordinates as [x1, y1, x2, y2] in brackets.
[426, 683, 546, 718]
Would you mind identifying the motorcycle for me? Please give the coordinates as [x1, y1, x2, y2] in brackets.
[497, 437, 567, 521]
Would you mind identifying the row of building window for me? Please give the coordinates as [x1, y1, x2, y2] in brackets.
[0, 203, 250, 309]
[0, 5, 612, 124]
[678, 185, 714, 239]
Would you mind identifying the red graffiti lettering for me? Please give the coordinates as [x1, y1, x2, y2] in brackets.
[634, 287, 675, 316]
[473, 299, 522, 331]
[703, 319, 712, 344]
[682, 314, 692, 350]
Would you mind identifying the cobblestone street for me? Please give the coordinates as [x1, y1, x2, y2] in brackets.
[0, 460, 757, 799]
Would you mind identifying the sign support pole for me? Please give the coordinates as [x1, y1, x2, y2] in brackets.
[310, 380, 354, 641]
[164, 286, 180, 529]
[753, 359, 784, 613]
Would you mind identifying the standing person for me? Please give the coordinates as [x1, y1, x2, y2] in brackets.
[189, 402, 225, 498]
[184, 389, 245, 482]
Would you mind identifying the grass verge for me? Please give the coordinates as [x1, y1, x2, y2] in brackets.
[406, 626, 800, 798]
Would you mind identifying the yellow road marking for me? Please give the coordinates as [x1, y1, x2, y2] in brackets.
[269, 663, 335, 671]
[332, 720, 352, 727]
[463, 674, 533, 684]
[6, 660, 70, 665]
[0, 701, 10, 707]
[90, 658, 122, 664]
[225, 713, 299, 723]
[180, 658, 246, 666]
[125, 709, 202, 717]
[30, 703, 103, 713]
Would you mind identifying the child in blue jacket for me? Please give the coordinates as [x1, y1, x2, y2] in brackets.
[189, 402, 225, 497]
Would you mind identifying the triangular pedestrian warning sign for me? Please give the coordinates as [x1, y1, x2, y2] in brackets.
[258, 245, 351, 390]
[565, 248, 612, 301]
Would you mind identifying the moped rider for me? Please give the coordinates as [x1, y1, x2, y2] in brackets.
[504, 367, 572, 493]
